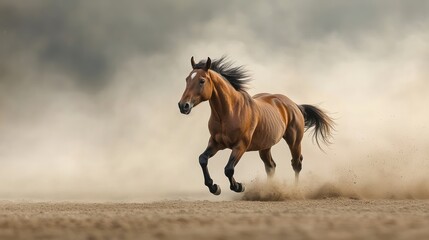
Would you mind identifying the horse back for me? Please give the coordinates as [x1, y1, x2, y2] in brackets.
[253, 93, 303, 122]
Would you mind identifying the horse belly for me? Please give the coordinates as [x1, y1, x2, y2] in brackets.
[248, 108, 286, 151]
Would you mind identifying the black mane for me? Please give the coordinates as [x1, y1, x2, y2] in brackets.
[194, 56, 251, 91]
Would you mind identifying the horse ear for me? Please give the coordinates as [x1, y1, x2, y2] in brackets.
[191, 56, 196, 69]
[204, 57, 211, 71]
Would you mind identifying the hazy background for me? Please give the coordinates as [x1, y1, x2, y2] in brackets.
[0, 0, 428, 201]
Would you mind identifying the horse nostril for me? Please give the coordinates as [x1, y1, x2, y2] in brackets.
[179, 102, 192, 114]
[184, 102, 190, 111]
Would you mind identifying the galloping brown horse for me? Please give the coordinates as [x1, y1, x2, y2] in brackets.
[178, 56, 334, 195]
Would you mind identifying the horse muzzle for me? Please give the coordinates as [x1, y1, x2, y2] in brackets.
[178, 102, 193, 115]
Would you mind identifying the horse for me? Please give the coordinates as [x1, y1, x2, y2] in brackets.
[178, 56, 334, 195]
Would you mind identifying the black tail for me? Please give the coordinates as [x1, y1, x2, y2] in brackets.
[298, 104, 335, 149]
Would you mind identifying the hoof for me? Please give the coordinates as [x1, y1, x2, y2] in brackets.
[231, 183, 245, 193]
[210, 184, 221, 195]
[237, 183, 245, 192]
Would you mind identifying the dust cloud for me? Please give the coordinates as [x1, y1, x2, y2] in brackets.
[0, 1, 428, 201]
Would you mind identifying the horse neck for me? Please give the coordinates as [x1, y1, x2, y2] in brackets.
[208, 71, 249, 120]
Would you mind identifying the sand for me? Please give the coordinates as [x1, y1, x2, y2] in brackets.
[0, 199, 428, 240]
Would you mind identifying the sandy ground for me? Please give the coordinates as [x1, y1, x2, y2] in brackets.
[0, 199, 427, 240]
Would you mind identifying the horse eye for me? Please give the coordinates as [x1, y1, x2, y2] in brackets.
[199, 79, 205, 84]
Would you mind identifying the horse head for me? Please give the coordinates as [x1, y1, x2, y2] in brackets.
[178, 56, 213, 114]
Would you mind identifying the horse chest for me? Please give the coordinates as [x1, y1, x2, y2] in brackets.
[213, 133, 232, 147]
[209, 122, 243, 148]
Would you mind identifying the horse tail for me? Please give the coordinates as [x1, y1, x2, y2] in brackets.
[298, 104, 335, 149]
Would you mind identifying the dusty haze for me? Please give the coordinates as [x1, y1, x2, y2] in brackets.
[0, 0, 428, 201]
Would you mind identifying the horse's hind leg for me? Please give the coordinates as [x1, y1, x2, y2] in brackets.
[284, 128, 304, 184]
[259, 148, 276, 179]
[290, 144, 303, 183]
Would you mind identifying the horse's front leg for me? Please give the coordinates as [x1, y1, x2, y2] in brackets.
[199, 141, 221, 195]
[224, 146, 246, 193]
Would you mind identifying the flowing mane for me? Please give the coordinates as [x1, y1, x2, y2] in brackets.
[194, 56, 251, 91]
